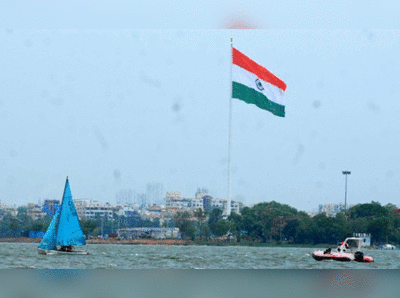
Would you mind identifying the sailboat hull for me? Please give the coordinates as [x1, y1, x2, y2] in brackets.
[37, 248, 89, 255]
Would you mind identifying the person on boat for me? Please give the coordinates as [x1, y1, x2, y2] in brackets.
[337, 241, 349, 253]
[60, 245, 73, 252]
[323, 247, 332, 254]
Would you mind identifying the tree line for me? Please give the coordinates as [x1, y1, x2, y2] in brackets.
[173, 201, 400, 246]
[1, 201, 400, 246]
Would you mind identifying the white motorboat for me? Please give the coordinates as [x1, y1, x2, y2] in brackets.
[312, 237, 373, 263]
[377, 243, 398, 250]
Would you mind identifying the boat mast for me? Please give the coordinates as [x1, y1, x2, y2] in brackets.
[61, 176, 68, 206]
[56, 176, 69, 244]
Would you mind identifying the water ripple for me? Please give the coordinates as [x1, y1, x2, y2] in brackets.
[0, 243, 387, 269]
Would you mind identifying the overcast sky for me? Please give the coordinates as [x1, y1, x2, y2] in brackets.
[1, 28, 399, 211]
[2, 1, 400, 29]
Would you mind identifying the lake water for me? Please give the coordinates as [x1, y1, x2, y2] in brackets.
[1, 243, 398, 269]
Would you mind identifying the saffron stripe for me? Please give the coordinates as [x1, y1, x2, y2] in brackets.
[232, 82, 285, 117]
[232, 47, 286, 92]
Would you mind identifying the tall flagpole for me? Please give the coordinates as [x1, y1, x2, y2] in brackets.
[227, 38, 233, 217]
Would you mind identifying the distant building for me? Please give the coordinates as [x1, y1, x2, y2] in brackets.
[117, 227, 180, 239]
[208, 197, 224, 211]
[164, 191, 204, 212]
[318, 203, 356, 217]
[0, 201, 18, 218]
[188, 198, 203, 210]
[74, 198, 90, 219]
[147, 204, 164, 214]
[146, 183, 164, 205]
[202, 195, 213, 212]
[27, 203, 46, 220]
[165, 191, 189, 210]
[195, 188, 209, 199]
[115, 189, 134, 205]
[163, 190, 244, 218]
[43, 199, 60, 216]
[202, 196, 243, 215]
[319, 203, 343, 217]
[117, 205, 138, 217]
[84, 200, 113, 220]
[136, 193, 147, 209]
[232, 201, 244, 214]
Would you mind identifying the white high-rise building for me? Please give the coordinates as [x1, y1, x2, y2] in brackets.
[74, 198, 90, 219]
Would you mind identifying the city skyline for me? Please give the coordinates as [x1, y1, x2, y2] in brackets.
[0, 185, 384, 215]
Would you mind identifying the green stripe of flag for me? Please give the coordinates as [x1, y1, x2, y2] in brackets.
[232, 82, 285, 117]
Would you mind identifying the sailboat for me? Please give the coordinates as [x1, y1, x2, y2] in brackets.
[38, 177, 89, 255]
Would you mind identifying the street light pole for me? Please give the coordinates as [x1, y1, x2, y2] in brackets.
[101, 216, 104, 237]
[342, 171, 351, 211]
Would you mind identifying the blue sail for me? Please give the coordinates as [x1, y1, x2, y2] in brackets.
[56, 178, 86, 246]
[38, 208, 60, 250]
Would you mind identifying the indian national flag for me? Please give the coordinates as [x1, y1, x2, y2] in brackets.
[232, 47, 287, 117]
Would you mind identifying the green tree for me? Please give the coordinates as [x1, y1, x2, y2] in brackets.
[282, 219, 300, 242]
[200, 225, 211, 240]
[293, 212, 313, 244]
[309, 213, 353, 245]
[348, 217, 368, 234]
[80, 220, 98, 236]
[208, 208, 224, 235]
[251, 201, 299, 242]
[367, 216, 392, 244]
[30, 221, 45, 232]
[8, 221, 20, 237]
[240, 208, 266, 242]
[384, 203, 398, 212]
[227, 212, 243, 241]
[213, 219, 231, 237]
[194, 208, 207, 239]
[16, 206, 31, 227]
[173, 211, 196, 240]
[348, 202, 389, 219]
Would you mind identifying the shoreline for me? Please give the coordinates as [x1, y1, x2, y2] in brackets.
[0, 237, 333, 248]
[0, 237, 192, 245]
[2, 238, 377, 249]
[86, 238, 192, 245]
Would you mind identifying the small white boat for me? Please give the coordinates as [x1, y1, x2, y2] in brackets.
[377, 244, 398, 250]
[38, 177, 89, 255]
[312, 237, 373, 263]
